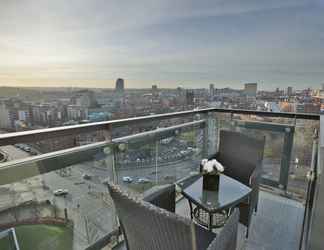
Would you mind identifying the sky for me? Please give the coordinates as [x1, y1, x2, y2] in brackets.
[0, 0, 323, 90]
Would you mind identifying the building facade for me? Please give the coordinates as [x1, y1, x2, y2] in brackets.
[244, 83, 257, 97]
[115, 78, 125, 93]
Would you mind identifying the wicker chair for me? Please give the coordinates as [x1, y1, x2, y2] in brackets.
[209, 130, 265, 237]
[107, 183, 239, 250]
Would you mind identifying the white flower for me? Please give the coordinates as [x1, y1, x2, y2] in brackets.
[201, 159, 225, 174]
[175, 184, 182, 193]
[215, 162, 224, 172]
[201, 159, 208, 167]
[211, 159, 217, 167]
[203, 161, 214, 173]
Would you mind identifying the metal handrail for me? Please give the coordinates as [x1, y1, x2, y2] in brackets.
[0, 141, 113, 185]
[0, 120, 205, 185]
[113, 120, 205, 144]
[0, 108, 319, 146]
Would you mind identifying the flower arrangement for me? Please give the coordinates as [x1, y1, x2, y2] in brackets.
[200, 159, 225, 191]
[200, 159, 224, 175]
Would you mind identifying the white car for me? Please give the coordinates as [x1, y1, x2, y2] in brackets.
[137, 178, 151, 184]
[122, 176, 133, 183]
[53, 189, 69, 196]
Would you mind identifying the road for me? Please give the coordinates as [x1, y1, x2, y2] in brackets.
[39, 156, 201, 249]
[0, 145, 30, 162]
[43, 165, 116, 250]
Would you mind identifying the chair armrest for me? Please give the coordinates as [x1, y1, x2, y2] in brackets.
[247, 165, 262, 206]
[249, 165, 262, 188]
[143, 184, 176, 213]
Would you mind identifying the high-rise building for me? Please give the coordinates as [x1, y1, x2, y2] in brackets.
[115, 78, 125, 93]
[186, 90, 194, 106]
[0, 98, 32, 129]
[177, 87, 184, 96]
[67, 105, 88, 121]
[152, 85, 158, 97]
[31, 104, 65, 126]
[0, 101, 11, 129]
[209, 84, 215, 96]
[287, 87, 293, 96]
[244, 83, 257, 96]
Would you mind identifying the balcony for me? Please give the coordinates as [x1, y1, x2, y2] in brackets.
[0, 108, 322, 250]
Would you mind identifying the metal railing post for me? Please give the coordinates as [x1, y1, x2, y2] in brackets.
[202, 113, 209, 158]
[279, 126, 295, 190]
[111, 145, 118, 184]
[155, 140, 159, 185]
[299, 128, 319, 250]
[202, 112, 218, 158]
[103, 124, 112, 141]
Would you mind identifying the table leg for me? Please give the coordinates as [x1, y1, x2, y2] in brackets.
[188, 200, 193, 220]
[227, 207, 232, 216]
[209, 213, 213, 231]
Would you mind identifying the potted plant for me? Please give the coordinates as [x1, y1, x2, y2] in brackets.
[200, 159, 224, 191]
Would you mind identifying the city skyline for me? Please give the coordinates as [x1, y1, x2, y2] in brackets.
[1, 0, 324, 89]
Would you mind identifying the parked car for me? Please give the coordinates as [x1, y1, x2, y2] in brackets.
[82, 173, 92, 180]
[53, 189, 69, 196]
[137, 178, 151, 184]
[122, 176, 133, 183]
[30, 150, 38, 155]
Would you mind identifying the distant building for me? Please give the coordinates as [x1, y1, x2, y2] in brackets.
[296, 103, 320, 114]
[152, 85, 158, 97]
[67, 105, 88, 121]
[18, 110, 30, 122]
[88, 110, 111, 122]
[186, 90, 194, 106]
[313, 88, 324, 98]
[287, 87, 293, 96]
[0, 101, 11, 129]
[0, 98, 32, 129]
[177, 87, 184, 96]
[115, 78, 125, 93]
[31, 104, 65, 127]
[279, 101, 296, 112]
[214, 88, 241, 98]
[209, 84, 215, 96]
[71, 90, 98, 108]
[244, 83, 257, 96]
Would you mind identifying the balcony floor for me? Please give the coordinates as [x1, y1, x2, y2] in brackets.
[176, 190, 304, 250]
[114, 190, 304, 250]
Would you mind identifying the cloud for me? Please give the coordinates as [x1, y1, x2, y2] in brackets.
[0, 0, 323, 89]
